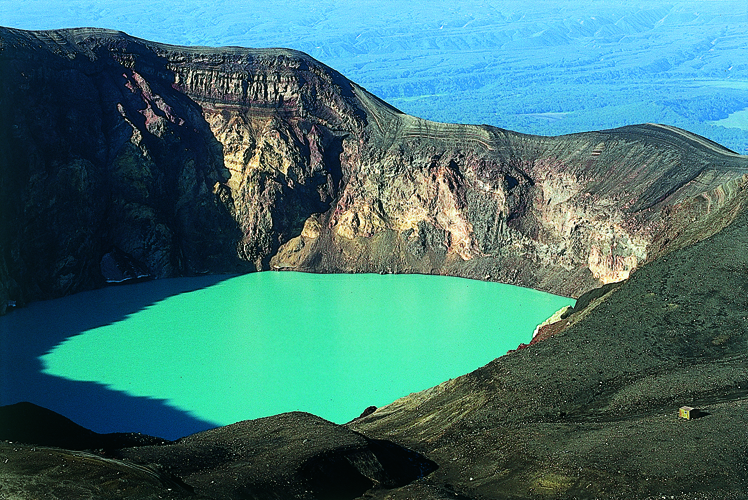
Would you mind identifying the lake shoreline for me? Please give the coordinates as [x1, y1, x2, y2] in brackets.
[2, 272, 572, 439]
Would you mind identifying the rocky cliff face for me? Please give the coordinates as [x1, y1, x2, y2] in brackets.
[3, 27, 748, 311]
[4, 27, 748, 500]
[350, 192, 748, 500]
[0, 29, 248, 311]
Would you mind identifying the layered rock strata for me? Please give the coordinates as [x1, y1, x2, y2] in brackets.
[3, 27, 748, 312]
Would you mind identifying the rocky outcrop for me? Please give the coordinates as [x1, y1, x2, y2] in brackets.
[3, 27, 748, 311]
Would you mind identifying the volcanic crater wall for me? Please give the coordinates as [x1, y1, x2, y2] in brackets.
[2, 27, 748, 312]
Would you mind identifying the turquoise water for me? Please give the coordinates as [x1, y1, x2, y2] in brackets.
[6, 272, 572, 433]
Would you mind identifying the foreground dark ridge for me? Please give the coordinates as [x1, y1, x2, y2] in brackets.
[2, 27, 748, 312]
[1, 28, 748, 499]
[0, 402, 437, 499]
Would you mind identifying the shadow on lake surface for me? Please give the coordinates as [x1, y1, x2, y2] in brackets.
[0, 275, 234, 440]
[3, 272, 575, 441]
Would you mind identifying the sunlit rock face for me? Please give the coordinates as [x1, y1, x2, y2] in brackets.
[3, 27, 748, 310]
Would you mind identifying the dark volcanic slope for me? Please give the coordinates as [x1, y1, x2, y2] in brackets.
[1, 405, 436, 500]
[0, 401, 168, 450]
[115, 412, 437, 500]
[2, 27, 748, 311]
[350, 203, 748, 499]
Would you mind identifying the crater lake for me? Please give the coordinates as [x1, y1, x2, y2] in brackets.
[0, 272, 573, 439]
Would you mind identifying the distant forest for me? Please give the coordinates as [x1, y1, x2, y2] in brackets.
[6, 0, 748, 152]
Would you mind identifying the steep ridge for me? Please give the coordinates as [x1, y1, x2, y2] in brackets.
[0, 403, 437, 500]
[3, 27, 748, 312]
